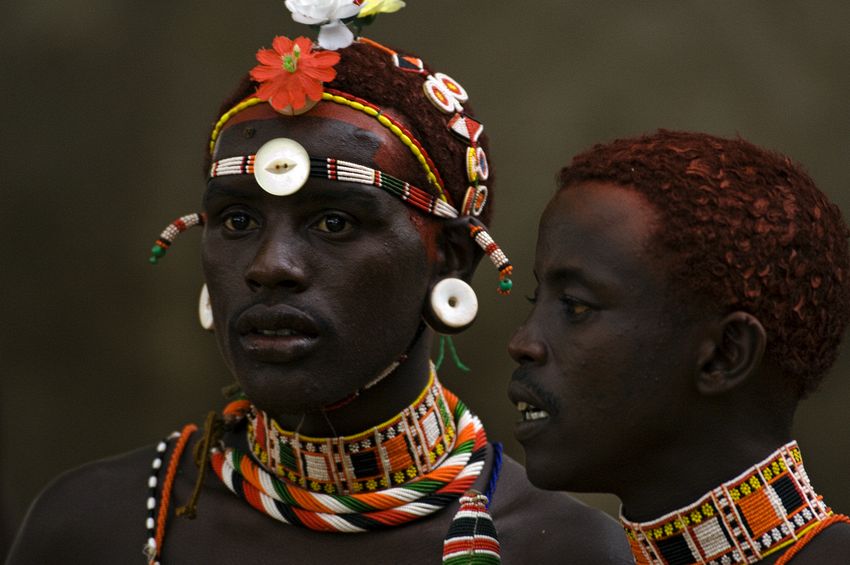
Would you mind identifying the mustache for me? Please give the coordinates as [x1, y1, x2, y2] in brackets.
[510, 367, 562, 415]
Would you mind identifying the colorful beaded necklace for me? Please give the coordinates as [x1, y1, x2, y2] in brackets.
[245, 371, 457, 496]
[210, 371, 489, 533]
[621, 441, 843, 565]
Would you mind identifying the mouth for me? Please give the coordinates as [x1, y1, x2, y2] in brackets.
[508, 378, 554, 442]
[515, 400, 550, 423]
[236, 304, 321, 362]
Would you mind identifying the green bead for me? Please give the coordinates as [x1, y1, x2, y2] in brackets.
[149, 256, 159, 264]
[151, 245, 166, 257]
[499, 278, 513, 292]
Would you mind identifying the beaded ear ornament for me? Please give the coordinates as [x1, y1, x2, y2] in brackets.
[148, 0, 512, 295]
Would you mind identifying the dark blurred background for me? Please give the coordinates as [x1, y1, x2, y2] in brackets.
[3, 0, 850, 558]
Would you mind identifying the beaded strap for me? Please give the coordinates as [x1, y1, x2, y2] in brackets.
[209, 154, 459, 219]
[142, 424, 197, 565]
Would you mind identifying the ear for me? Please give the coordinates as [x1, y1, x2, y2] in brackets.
[421, 218, 484, 335]
[432, 217, 484, 283]
[695, 311, 767, 395]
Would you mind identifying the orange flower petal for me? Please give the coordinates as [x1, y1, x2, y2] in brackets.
[256, 48, 282, 67]
[271, 35, 295, 55]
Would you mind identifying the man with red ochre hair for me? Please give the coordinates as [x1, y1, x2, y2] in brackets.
[509, 130, 850, 564]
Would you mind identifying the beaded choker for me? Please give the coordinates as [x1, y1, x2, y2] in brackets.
[246, 370, 456, 495]
[209, 371, 489, 532]
[621, 442, 833, 565]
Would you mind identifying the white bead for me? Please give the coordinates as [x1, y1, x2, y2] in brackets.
[253, 138, 311, 196]
[157, 442, 167, 453]
[430, 278, 478, 329]
[152, 458, 162, 470]
[147, 517, 155, 530]
[147, 497, 156, 510]
[148, 476, 157, 488]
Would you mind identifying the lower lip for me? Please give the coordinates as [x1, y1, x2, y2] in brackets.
[240, 333, 319, 363]
[513, 413, 552, 443]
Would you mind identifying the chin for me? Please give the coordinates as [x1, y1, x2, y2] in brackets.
[521, 446, 571, 491]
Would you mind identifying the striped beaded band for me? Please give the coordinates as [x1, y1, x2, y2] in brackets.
[208, 89, 449, 204]
[621, 441, 832, 565]
[247, 370, 456, 496]
[442, 490, 501, 564]
[210, 154, 458, 219]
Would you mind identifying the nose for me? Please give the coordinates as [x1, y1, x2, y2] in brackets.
[244, 234, 308, 292]
[508, 323, 547, 365]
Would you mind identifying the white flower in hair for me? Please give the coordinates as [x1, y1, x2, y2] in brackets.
[284, 0, 361, 50]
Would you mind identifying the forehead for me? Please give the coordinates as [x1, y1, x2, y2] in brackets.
[212, 102, 418, 181]
[536, 182, 662, 284]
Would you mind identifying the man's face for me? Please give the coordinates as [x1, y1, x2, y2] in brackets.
[202, 104, 433, 420]
[508, 182, 707, 493]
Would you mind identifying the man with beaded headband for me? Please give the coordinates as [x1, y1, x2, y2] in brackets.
[8, 2, 631, 564]
[508, 129, 850, 564]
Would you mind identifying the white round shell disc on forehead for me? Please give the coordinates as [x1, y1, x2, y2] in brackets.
[253, 137, 311, 196]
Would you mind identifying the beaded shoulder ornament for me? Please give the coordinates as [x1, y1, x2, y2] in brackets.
[148, 1, 513, 295]
[621, 441, 849, 565]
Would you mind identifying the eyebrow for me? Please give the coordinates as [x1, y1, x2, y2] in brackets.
[203, 178, 386, 210]
[538, 265, 611, 294]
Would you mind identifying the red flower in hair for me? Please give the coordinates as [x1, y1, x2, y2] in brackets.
[250, 36, 341, 112]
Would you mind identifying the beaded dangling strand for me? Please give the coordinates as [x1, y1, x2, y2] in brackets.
[149, 213, 206, 264]
[469, 224, 513, 295]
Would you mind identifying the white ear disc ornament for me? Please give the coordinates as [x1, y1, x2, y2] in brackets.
[198, 283, 214, 331]
[253, 138, 311, 196]
[430, 278, 479, 329]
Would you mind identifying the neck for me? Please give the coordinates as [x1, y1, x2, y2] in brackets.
[271, 325, 434, 437]
[620, 441, 832, 565]
[619, 421, 792, 521]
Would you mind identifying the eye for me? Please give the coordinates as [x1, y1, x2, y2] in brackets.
[314, 213, 353, 234]
[561, 296, 592, 320]
[223, 212, 259, 232]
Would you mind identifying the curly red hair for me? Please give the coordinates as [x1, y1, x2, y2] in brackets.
[559, 130, 850, 397]
[205, 40, 493, 225]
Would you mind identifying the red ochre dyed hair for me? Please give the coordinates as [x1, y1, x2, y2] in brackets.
[205, 40, 494, 226]
[559, 130, 850, 398]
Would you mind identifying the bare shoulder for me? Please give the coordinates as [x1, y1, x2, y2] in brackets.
[7, 444, 161, 564]
[491, 454, 633, 564]
[775, 521, 850, 564]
